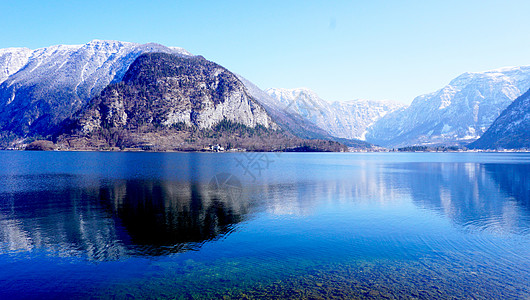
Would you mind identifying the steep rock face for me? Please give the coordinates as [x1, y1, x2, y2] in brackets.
[265, 88, 404, 140]
[60, 53, 349, 151]
[470, 88, 530, 149]
[0, 40, 191, 136]
[75, 53, 276, 134]
[366, 66, 530, 147]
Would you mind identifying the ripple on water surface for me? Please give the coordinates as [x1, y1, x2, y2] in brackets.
[0, 152, 528, 299]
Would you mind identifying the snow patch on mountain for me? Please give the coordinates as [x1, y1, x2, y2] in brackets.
[0, 40, 193, 136]
[265, 88, 405, 140]
[0, 48, 32, 84]
[470, 88, 530, 149]
[366, 65, 530, 147]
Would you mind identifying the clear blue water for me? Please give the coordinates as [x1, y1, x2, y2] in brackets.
[0, 151, 528, 299]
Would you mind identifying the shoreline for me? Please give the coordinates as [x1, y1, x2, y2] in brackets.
[2, 148, 529, 153]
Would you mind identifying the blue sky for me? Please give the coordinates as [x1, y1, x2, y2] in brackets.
[2, 0, 530, 104]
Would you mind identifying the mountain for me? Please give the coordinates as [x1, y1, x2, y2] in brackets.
[0, 40, 191, 141]
[265, 88, 404, 140]
[0, 41, 350, 151]
[366, 66, 530, 147]
[0, 48, 32, 83]
[56, 53, 346, 152]
[236, 78, 375, 148]
[469, 88, 530, 149]
[236, 76, 335, 139]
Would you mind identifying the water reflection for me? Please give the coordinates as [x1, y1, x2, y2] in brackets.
[254, 161, 529, 235]
[0, 175, 251, 260]
[485, 164, 530, 207]
[0, 175, 121, 258]
[0, 156, 528, 262]
[385, 163, 530, 234]
[100, 178, 249, 255]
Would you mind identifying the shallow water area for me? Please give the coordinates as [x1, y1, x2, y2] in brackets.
[0, 152, 528, 299]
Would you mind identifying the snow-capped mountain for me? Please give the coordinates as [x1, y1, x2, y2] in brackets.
[236, 76, 333, 140]
[366, 66, 530, 147]
[330, 100, 406, 140]
[0, 48, 32, 83]
[0, 40, 191, 136]
[76, 53, 276, 132]
[57, 53, 283, 151]
[470, 88, 530, 149]
[265, 88, 405, 140]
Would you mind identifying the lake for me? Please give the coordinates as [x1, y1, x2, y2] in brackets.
[0, 151, 528, 299]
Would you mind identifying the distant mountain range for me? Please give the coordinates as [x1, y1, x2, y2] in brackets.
[0, 40, 529, 150]
[256, 66, 530, 150]
[366, 66, 530, 148]
[265, 88, 404, 140]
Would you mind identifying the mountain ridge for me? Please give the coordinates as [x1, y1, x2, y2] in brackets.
[366, 65, 530, 147]
[55, 52, 347, 152]
[469, 88, 530, 149]
[2, 41, 530, 151]
[265, 87, 405, 141]
[0, 40, 192, 141]
[236, 77, 375, 148]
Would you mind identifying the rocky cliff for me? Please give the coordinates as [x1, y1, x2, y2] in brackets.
[76, 53, 276, 132]
[57, 53, 346, 152]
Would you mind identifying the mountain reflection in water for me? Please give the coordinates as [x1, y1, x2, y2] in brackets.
[99, 178, 248, 254]
[386, 162, 530, 234]
[0, 175, 251, 260]
[0, 154, 528, 263]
